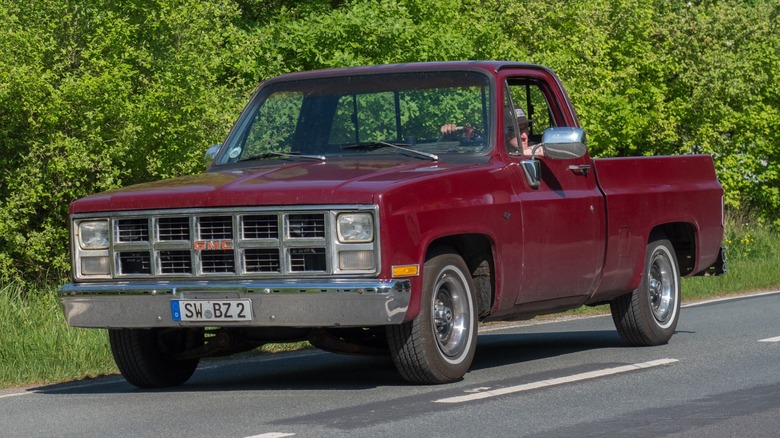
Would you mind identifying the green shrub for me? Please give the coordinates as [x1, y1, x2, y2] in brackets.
[0, 1, 254, 283]
[1, 0, 779, 283]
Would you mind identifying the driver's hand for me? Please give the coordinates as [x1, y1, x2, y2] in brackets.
[440, 124, 461, 136]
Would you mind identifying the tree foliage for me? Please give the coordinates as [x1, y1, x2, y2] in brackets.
[0, 0, 778, 284]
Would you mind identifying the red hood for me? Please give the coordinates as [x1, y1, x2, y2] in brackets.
[70, 158, 472, 213]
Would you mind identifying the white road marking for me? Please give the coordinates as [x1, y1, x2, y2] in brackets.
[758, 336, 780, 343]
[0, 391, 29, 400]
[243, 433, 295, 438]
[434, 358, 679, 404]
[682, 290, 780, 308]
[464, 386, 492, 393]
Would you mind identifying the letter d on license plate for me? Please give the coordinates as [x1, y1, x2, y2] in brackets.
[171, 299, 252, 322]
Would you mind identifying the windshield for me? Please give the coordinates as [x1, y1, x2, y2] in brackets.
[214, 70, 493, 165]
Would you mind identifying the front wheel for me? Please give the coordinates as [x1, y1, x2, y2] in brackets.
[610, 237, 681, 346]
[387, 252, 478, 384]
[108, 328, 203, 388]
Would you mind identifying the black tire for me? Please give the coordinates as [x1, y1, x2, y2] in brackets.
[610, 237, 681, 346]
[108, 328, 203, 388]
[387, 252, 478, 384]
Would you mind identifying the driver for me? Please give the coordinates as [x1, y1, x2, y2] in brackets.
[440, 107, 540, 155]
[506, 107, 540, 156]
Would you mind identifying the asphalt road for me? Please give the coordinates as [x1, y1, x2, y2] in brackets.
[3, 291, 779, 437]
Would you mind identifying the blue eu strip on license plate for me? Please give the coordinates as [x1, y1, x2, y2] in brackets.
[171, 299, 252, 322]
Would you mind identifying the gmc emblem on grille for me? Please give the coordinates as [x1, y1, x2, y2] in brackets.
[193, 240, 234, 251]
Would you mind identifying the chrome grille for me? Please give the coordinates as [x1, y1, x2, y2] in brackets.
[105, 209, 371, 278]
[245, 249, 280, 273]
[118, 252, 151, 275]
[289, 248, 326, 272]
[288, 214, 325, 238]
[159, 251, 192, 274]
[158, 217, 189, 241]
[116, 219, 148, 242]
[243, 215, 278, 239]
[199, 216, 233, 240]
[202, 250, 235, 273]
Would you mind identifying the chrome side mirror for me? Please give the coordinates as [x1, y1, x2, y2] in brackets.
[539, 127, 587, 160]
[519, 127, 587, 188]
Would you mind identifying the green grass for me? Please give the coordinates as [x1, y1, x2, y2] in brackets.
[2, 217, 778, 389]
[683, 254, 780, 298]
[0, 284, 117, 388]
[0, 285, 314, 388]
[683, 217, 780, 299]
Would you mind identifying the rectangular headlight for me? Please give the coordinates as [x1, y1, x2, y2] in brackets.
[78, 220, 109, 249]
[337, 213, 373, 243]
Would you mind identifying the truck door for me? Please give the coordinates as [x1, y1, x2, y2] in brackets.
[504, 76, 606, 305]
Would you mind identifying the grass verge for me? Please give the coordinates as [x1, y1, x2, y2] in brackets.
[0, 284, 116, 388]
[0, 285, 313, 388]
[684, 217, 780, 298]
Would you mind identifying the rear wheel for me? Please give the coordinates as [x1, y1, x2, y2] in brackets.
[387, 252, 478, 384]
[108, 328, 203, 388]
[610, 237, 680, 346]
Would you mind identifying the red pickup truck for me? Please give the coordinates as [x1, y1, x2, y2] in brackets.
[59, 61, 725, 388]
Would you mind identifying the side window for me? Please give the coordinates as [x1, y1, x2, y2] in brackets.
[506, 80, 555, 137]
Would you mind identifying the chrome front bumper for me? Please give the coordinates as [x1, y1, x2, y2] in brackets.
[59, 279, 411, 328]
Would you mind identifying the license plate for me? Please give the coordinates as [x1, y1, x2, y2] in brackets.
[171, 299, 252, 322]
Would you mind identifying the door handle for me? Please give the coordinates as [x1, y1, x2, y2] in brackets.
[568, 164, 591, 176]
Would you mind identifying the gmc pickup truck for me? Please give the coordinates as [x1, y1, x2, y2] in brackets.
[59, 61, 725, 388]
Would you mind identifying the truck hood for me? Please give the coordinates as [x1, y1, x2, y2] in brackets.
[70, 158, 477, 213]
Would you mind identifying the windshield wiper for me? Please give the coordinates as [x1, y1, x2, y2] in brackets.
[341, 141, 438, 161]
[237, 151, 326, 162]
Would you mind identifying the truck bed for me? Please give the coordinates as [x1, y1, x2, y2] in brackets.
[590, 154, 724, 301]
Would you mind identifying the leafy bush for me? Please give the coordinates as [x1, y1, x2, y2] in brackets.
[0, 1, 254, 283]
[1, 0, 779, 283]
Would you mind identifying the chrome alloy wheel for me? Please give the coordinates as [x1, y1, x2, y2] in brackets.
[610, 237, 680, 346]
[387, 252, 478, 383]
[431, 268, 471, 359]
[648, 248, 676, 326]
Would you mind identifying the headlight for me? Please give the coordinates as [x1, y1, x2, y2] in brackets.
[78, 220, 109, 249]
[337, 213, 373, 243]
